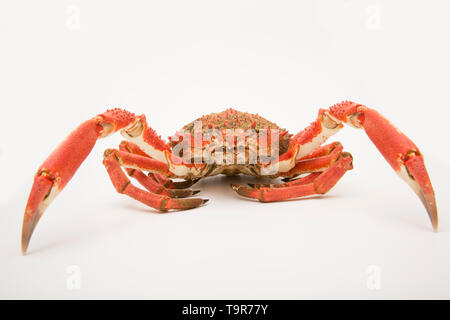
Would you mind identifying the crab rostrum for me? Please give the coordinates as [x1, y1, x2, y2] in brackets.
[22, 101, 438, 254]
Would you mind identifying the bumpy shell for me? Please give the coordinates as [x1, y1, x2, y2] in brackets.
[169, 108, 292, 164]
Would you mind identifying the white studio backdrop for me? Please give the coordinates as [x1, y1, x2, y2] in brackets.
[1, 0, 449, 299]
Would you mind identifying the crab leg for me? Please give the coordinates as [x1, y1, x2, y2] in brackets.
[283, 172, 322, 186]
[102, 148, 207, 205]
[296, 141, 344, 161]
[22, 109, 173, 254]
[282, 142, 344, 178]
[103, 150, 207, 211]
[127, 169, 200, 198]
[249, 172, 321, 189]
[250, 142, 345, 188]
[330, 101, 437, 231]
[232, 153, 353, 201]
[278, 101, 437, 230]
[149, 173, 201, 189]
[119, 141, 200, 190]
[118, 141, 200, 198]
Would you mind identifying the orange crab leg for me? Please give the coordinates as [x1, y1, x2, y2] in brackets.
[251, 142, 345, 188]
[125, 169, 200, 198]
[232, 153, 353, 202]
[297, 142, 343, 161]
[22, 109, 171, 255]
[103, 151, 207, 211]
[119, 141, 200, 190]
[103, 149, 172, 175]
[118, 141, 199, 198]
[249, 172, 321, 189]
[280, 101, 437, 231]
[282, 142, 344, 178]
[103, 148, 206, 201]
[329, 101, 437, 231]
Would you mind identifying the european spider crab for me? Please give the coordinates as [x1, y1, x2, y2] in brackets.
[22, 101, 438, 254]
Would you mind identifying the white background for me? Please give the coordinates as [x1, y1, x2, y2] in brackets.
[1, 0, 450, 299]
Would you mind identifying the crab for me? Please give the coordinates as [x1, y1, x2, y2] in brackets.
[22, 101, 438, 254]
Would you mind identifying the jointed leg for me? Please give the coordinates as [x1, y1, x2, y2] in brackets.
[103, 150, 207, 211]
[251, 173, 322, 189]
[22, 108, 185, 254]
[269, 101, 437, 230]
[119, 141, 200, 198]
[125, 169, 200, 198]
[328, 102, 437, 230]
[283, 142, 344, 179]
[232, 153, 353, 202]
[297, 141, 343, 161]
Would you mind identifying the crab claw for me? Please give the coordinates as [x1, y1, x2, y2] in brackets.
[401, 153, 438, 231]
[336, 104, 438, 231]
[22, 174, 59, 255]
[22, 110, 138, 254]
[21, 119, 103, 254]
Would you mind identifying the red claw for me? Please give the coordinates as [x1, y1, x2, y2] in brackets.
[22, 108, 206, 254]
[22, 110, 137, 254]
[22, 175, 56, 255]
[329, 102, 438, 231]
[403, 154, 438, 231]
